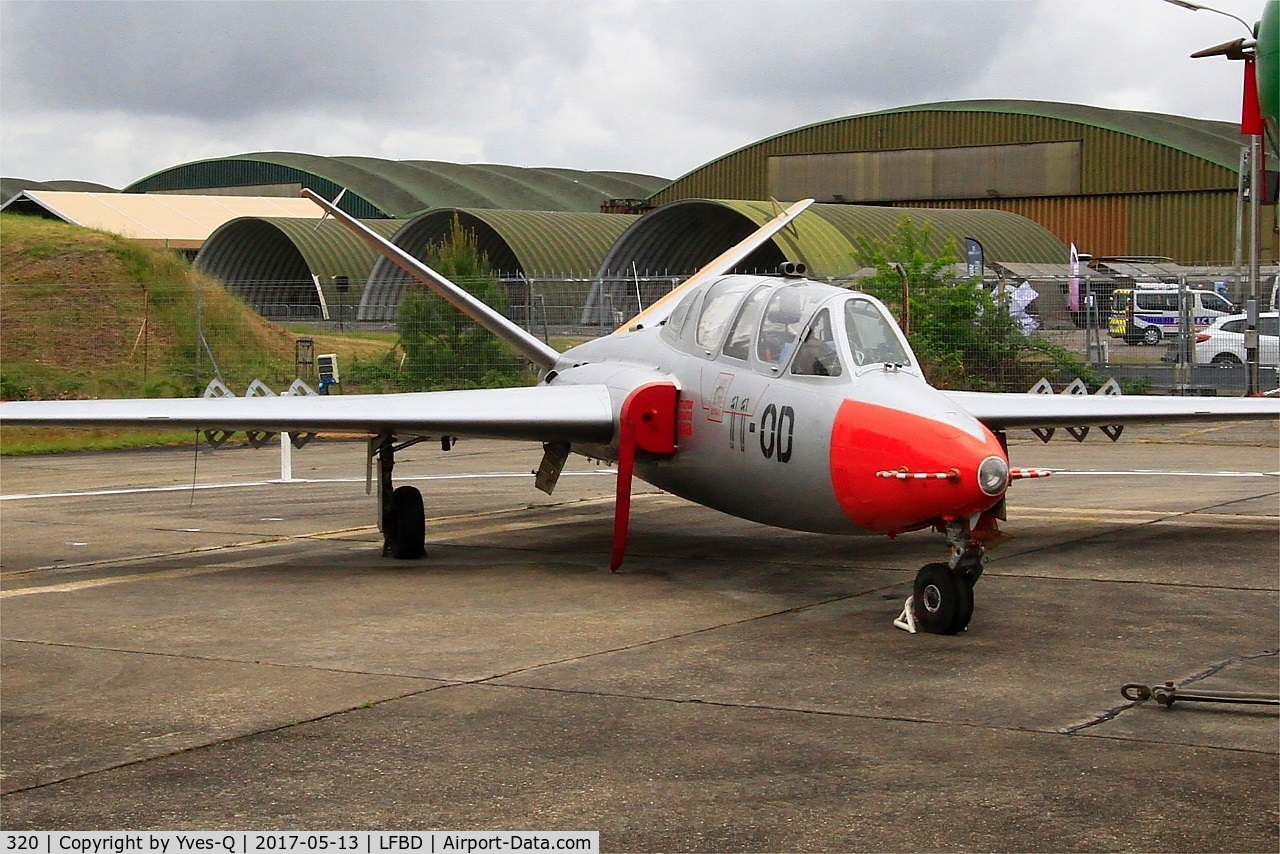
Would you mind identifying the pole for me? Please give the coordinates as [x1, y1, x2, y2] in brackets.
[1235, 145, 1247, 304]
[1246, 130, 1262, 395]
[142, 285, 149, 382]
[893, 262, 910, 335]
[194, 276, 201, 393]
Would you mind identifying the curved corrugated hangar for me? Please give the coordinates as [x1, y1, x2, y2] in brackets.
[362, 209, 639, 322]
[587, 198, 1067, 326]
[2, 177, 117, 200]
[651, 100, 1277, 266]
[180, 153, 668, 321]
[195, 217, 403, 322]
[127, 152, 668, 218]
[599, 199, 1065, 276]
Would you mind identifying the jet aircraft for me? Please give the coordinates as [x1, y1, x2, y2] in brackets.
[3, 190, 1276, 634]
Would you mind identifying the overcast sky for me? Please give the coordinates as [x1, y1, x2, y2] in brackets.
[0, 0, 1266, 189]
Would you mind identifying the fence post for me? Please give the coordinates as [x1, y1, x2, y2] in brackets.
[193, 275, 201, 393]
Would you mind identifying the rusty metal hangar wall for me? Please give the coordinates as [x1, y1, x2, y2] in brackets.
[651, 100, 1277, 265]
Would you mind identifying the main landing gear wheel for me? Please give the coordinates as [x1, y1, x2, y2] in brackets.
[912, 563, 974, 635]
[383, 485, 426, 559]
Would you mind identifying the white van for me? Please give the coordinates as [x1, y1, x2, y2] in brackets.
[1108, 285, 1235, 346]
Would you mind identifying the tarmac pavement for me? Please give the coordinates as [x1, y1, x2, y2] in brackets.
[0, 424, 1276, 851]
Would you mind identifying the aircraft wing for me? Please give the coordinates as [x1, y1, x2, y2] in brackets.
[944, 390, 1279, 430]
[0, 385, 617, 445]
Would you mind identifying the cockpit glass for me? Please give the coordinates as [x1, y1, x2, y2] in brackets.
[844, 298, 911, 367]
[695, 279, 757, 349]
[662, 288, 699, 341]
[722, 286, 770, 360]
[756, 284, 831, 367]
[790, 308, 843, 377]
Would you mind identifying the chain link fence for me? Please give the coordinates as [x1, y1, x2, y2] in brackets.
[2, 275, 1273, 401]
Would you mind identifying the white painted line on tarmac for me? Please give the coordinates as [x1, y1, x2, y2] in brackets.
[0, 470, 615, 502]
[1, 560, 293, 599]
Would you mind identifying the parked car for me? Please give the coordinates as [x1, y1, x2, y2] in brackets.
[1194, 311, 1280, 365]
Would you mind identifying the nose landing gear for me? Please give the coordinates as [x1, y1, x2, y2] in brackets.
[895, 518, 985, 634]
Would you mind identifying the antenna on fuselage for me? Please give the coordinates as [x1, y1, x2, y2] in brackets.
[632, 262, 645, 314]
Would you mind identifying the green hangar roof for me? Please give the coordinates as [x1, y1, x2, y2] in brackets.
[362, 209, 639, 322]
[653, 100, 1246, 205]
[2, 177, 118, 200]
[194, 217, 403, 322]
[648, 100, 1274, 265]
[125, 153, 669, 219]
[598, 199, 1066, 278]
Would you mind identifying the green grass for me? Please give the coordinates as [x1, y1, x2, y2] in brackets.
[280, 323, 400, 343]
[1, 426, 197, 455]
[0, 213, 407, 454]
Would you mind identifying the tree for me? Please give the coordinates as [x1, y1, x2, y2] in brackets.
[852, 217, 1086, 390]
[397, 217, 524, 389]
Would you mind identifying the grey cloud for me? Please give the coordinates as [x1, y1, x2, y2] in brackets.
[0, 1, 592, 121]
[0, 0, 1255, 188]
[631, 2, 1037, 113]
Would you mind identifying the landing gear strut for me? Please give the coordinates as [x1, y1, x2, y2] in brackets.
[372, 433, 427, 559]
[898, 518, 985, 634]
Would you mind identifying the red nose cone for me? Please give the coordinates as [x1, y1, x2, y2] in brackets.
[829, 399, 1006, 534]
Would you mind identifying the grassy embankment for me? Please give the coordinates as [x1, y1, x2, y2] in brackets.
[0, 213, 395, 454]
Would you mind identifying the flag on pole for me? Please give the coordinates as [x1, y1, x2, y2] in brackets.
[1068, 243, 1080, 313]
[1242, 58, 1264, 135]
[964, 238, 984, 279]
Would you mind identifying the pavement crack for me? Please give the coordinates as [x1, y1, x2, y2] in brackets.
[465, 582, 907, 685]
[465, 681, 1278, 757]
[1057, 648, 1279, 736]
[0, 683, 447, 797]
[989, 488, 1280, 570]
[0, 636, 459, 682]
[1057, 701, 1139, 734]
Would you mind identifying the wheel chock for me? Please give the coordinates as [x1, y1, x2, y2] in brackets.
[893, 597, 918, 633]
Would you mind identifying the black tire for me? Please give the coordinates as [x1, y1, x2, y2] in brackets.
[912, 563, 972, 635]
[385, 485, 426, 560]
[952, 574, 976, 634]
[1211, 352, 1242, 365]
[1142, 326, 1163, 346]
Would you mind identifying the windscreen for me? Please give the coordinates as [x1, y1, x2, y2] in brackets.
[791, 309, 843, 377]
[844, 297, 911, 367]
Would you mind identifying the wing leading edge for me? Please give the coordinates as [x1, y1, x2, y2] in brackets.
[0, 385, 617, 445]
[944, 389, 1280, 430]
